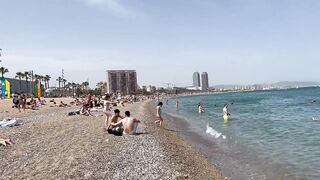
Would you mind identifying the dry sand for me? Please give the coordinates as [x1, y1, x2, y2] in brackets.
[0, 98, 225, 180]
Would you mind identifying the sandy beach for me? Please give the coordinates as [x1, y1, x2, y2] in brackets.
[0, 98, 224, 180]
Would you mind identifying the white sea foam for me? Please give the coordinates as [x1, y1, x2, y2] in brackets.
[206, 124, 226, 139]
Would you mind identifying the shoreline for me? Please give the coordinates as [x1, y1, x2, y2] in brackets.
[0, 99, 225, 179]
[160, 99, 302, 180]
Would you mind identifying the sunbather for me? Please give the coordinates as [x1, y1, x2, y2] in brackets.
[80, 104, 93, 116]
[0, 138, 14, 146]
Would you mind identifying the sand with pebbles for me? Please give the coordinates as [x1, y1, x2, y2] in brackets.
[0, 98, 224, 180]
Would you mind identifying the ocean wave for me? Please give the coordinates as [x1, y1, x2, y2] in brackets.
[206, 124, 226, 139]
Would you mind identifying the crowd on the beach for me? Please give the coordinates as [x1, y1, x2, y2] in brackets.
[1, 92, 177, 148]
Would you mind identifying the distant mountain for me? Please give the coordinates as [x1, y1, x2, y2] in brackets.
[271, 81, 320, 88]
[211, 81, 320, 90]
[212, 84, 243, 89]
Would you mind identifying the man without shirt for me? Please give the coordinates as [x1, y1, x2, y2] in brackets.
[106, 109, 124, 128]
[110, 111, 140, 135]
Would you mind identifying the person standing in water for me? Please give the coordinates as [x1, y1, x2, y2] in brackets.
[155, 102, 164, 127]
[198, 103, 204, 113]
[223, 104, 231, 122]
[176, 100, 180, 111]
[223, 104, 231, 116]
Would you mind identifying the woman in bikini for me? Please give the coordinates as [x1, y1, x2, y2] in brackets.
[103, 94, 116, 127]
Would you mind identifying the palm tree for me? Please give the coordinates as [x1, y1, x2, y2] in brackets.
[62, 79, 67, 96]
[15, 72, 24, 92]
[62, 79, 67, 89]
[71, 82, 76, 96]
[0, 67, 9, 78]
[44, 75, 51, 89]
[82, 81, 89, 90]
[56, 77, 63, 96]
[23, 71, 30, 94]
[34, 74, 41, 84]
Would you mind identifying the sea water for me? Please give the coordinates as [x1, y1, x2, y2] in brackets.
[163, 87, 320, 179]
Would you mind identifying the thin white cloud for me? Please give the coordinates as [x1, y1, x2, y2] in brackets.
[79, 0, 136, 18]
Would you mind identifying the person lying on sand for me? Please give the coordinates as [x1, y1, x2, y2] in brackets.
[59, 101, 69, 107]
[0, 138, 14, 146]
[109, 111, 140, 135]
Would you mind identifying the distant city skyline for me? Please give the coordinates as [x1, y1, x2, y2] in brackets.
[1, 0, 320, 87]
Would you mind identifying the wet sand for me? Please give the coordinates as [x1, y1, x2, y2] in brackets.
[0, 99, 225, 180]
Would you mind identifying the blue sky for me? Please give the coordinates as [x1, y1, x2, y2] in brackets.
[1, 0, 320, 87]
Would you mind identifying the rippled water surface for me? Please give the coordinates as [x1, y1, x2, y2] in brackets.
[163, 87, 320, 179]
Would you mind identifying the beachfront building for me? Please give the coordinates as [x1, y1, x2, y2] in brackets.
[201, 72, 209, 90]
[106, 70, 137, 95]
[6, 78, 35, 94]
[193, 72, 201, 88]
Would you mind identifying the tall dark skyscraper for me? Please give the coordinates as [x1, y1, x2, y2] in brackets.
[193, 72, 200, 87]
[106, 70, 137, 95]
[201, 72, 209, 90]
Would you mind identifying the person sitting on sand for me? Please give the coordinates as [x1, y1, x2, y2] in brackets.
[19, 94, 26, 112]
[30, 98, 38, 110]
[109, 111, 141, 135]
[106, 109, 124, 128]
[12, 93, 20, 109]
[80, 104, 93, 116]
[0, 138, 14, 146]
[38, 97, 46, 105]
[154, 102, 164, 127]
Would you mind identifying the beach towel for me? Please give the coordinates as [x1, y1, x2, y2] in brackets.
[0, 119, 23, 127]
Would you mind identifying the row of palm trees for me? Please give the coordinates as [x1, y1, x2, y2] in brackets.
[62, 81, 90, 96]
[1, 66, 91, 96]
[15, 71, 51, 93]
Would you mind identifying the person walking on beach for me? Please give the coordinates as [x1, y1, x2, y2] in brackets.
[155, 102, 164, 127]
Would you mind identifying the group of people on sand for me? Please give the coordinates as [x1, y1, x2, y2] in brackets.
[12, 93, 47, 112]
[102, 94, 141, 135]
